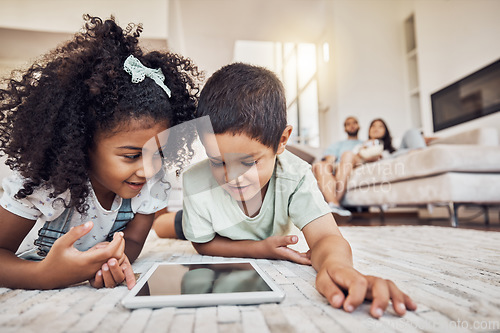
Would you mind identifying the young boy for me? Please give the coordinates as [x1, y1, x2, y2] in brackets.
[159, 63, 416, 318]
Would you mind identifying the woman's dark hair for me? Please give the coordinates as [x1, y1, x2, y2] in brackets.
[369, 118, 395, 153]
[0, 14, 201, 214]
[197, 63, 287, 152]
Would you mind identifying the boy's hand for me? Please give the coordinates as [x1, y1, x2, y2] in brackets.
[315, 262, 417, 318]
[302, 214, 416, 318]
[261, 235, 311, 265]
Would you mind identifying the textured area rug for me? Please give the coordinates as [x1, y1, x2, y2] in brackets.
[341, 226, 500, 331]
[0, 226, 499, 332]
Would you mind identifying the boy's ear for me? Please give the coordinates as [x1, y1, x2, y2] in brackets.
[276, 125, 293, 155]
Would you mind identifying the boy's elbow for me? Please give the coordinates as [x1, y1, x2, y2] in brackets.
[191, 241, 208, 255]
[152, 223, 168, 238]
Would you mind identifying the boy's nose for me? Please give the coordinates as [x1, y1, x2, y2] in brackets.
[224, 165, 248, 184]
[225, 171, 245, 185]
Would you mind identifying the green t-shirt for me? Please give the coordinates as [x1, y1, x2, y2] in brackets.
[182, 150, 331, 243]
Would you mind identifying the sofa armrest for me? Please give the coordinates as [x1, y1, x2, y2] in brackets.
[286, 144, 323, 164]
[429, 127, 499, 146]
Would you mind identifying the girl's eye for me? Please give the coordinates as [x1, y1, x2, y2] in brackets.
[209, 160, 224, 167]
[124, 154, 141, 160]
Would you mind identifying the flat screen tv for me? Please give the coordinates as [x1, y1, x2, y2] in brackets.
[431, 58, 500, 132]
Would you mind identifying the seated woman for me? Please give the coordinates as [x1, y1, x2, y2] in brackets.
[313, 118, 425, 218]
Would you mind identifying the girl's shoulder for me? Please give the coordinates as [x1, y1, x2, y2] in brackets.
[0, 173, 70, 220]
[130, 174, 170, 214]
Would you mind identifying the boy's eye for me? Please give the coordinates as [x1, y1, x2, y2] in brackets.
[154, 146, 167, 158]
[209, 160, 224, 167]
[242, 160, 256, 167]
[153, 150, 164, 159]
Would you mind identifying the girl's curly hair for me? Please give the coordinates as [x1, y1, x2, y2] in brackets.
[0, 14, 202, 214]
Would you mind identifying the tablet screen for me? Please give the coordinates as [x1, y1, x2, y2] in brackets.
[137, 262, 272, 296]
[122, 260, 285, 308]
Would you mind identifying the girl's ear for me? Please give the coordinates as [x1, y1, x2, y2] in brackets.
[276, 125, 293, 155]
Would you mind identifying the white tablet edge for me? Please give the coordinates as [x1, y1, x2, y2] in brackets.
[121, 259, 285, 309]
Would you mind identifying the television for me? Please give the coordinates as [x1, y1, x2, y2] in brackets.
[431, 58, 500, 132]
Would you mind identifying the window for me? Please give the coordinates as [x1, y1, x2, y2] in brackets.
[233, 41, 320, 147]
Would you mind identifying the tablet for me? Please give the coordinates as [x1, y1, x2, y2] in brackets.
[121, 260, 285, 309]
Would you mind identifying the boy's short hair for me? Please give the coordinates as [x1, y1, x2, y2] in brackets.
[197, 63, 287, 152]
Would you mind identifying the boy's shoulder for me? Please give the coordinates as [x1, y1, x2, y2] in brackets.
[182, 159, 215, 192]
[276, 150, 313, 181]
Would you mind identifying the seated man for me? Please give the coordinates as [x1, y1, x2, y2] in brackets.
[312, 116, 362, 217]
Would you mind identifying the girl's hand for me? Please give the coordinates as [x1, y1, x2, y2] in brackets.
[39, 221, 125, 289]
[315, 262, 417, 318]
[87, 233, 136, 289]
[260, 235, 311, 265]
[86, 234, 126, 266]
[89, 255, 136, 289]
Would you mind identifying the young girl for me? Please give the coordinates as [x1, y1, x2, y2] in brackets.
[0, 15, 201, 290]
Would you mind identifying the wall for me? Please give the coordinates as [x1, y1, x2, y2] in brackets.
[411, 0, 500, 136]
[328, 0, 500, 141]
[0, 1, 169, 77]
[168, 0, 339, 148]
[329, 0, 410, 143]
[167, 0, 331, 76]
[0, 0, 168, 39]
[168, 0, 411, 147]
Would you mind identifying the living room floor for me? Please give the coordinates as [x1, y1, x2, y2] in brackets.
[336, 205, 500, 232]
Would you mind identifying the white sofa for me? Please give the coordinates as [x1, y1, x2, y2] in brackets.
[288, 127, 500, 226]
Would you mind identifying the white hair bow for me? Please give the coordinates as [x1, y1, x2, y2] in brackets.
[123, 55, 172, 97]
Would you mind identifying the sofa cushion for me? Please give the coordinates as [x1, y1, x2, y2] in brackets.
[346, 144, 500, 190]
[343, 172, 500, 206]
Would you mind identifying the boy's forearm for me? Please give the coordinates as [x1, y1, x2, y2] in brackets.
[192, 235, 266, 259]
[309, 234, 353, 272]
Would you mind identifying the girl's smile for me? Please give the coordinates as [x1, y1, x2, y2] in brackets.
[125, 181, 146, 191]
[88, 118, 169, 209]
